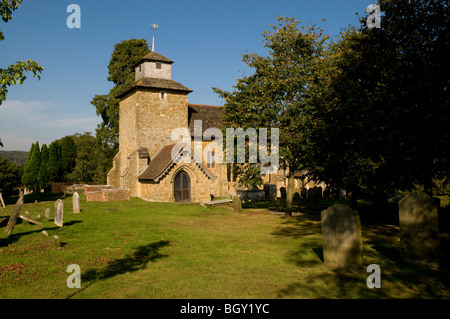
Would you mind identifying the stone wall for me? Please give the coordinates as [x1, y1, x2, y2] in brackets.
[102, 189, 131, 202]
[86, 191, 102, 202]
[85, 185, 112, 194]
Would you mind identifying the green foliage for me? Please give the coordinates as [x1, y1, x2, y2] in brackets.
[21, 143, 35, 188]
[0, 0, 43, 105]
[21, 141, 41, 191]
[38, 143, 50, 190]
[67, 132, 108, 184]
[47, 141, 61, 182]
[0, 156, 22, 194]
[234, 163, 263, 191]
[91, 38, 150, 149]
[304, 0, 449, 203]
[59, 136, 77, 181]
[214, 16, 328, 213]
[0, 150, 29, 166]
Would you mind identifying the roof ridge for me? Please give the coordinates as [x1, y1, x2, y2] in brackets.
[188, 103, 221, 108]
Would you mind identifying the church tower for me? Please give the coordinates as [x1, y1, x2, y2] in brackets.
[107, 51, 193, 196]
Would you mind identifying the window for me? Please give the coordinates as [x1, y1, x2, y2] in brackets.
[160, 91, 166, 100]
[156, 62, 161, 69]
[138, 65, 141, 72]
[207, 151, 215, 169]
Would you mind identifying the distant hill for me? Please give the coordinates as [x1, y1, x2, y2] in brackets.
[0, 150, 29, 166]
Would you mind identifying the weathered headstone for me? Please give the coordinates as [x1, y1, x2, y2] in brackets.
[232, 193, 242, 213]
[399, 191, 440, 268]
[54, 199, 64, 227]
[45, 208, 51, 219]
[73, 192, 80, 213]
[321, 204, 363, 267]
[5, 195, 24, 236]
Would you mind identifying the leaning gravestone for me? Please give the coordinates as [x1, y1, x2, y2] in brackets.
[5, 195, 24, 236]
[321, 204, 363, 267]
[73, 192, 80, 213]
[399, 191, 440, 268]
[54, 199, 64, 227]
[232, 193, 242, 213]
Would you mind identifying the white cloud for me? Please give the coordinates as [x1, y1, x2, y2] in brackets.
[0, 100, 101, 151]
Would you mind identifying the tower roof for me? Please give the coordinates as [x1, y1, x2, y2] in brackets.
[135, 51, 174, 67]
[115, 77, 193, 99]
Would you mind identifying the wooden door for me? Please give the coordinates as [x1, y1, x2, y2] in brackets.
[174, 171, 190, 202]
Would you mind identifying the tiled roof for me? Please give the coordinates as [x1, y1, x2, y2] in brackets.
[188, 104, 223, 137]
[116, 77, 193, 99]
[136, 51, 174, 65]
[137, 143, 215, 181]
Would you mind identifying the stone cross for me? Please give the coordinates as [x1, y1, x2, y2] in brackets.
[321, 204, 363, 267]
[399, 191, 440, 268]
[54, 199, 64, 227]
[73, 192, 80, 213]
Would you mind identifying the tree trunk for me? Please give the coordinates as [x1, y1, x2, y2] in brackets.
[285, 172, 295, 217]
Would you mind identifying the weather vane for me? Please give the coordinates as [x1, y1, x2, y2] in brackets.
[151, 22, 158, 52]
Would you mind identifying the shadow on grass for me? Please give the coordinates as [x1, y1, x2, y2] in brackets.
[272, 217, 450, 298]
[0, 226, 61, 247]
[82, 240, 170, 282]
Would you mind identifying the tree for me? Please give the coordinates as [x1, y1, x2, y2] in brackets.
[0, 0, 43, 104]
[59, 136, 77, 181]
[91, 38, 150, 182]
[0, 157, 22, 195]
[38, 143, 50, 191]
[22, 141, 41, 192]
[305, 0, 449, 207]
[92, 38, 150, 149]
[21, 142, 35, 189]
[68, 132, 107, 183]
[47, 141, 61, 182]
[214, 16, 328, 216]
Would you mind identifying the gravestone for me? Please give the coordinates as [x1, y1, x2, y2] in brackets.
[5, 195, 24, 236]
[73, 192, 80, 213]
[54, 199, 64, 227]
[232, 193, 242, 213]
[399, 191, 440, 268]
[321, 204, 363, 267]
[45, 208, 51, 219]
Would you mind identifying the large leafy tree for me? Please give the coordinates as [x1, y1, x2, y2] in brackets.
[68, 132, 107, 184]
[0, 156, 22, 195]
[305, 0, 449, 207]
[92, 38, 150, 149]
[214, 16, 328, 215]
[0, 0, 43, 104]
[91, 38, 150, 181]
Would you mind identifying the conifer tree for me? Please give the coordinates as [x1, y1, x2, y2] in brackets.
[39, 143, 50, 191]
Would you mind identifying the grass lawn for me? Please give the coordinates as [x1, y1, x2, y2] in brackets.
[0, 193, 449, 299]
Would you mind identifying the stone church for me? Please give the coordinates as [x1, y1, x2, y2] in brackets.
[107, 50, 324, 203]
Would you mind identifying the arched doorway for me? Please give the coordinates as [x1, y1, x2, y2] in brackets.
[174, 171, 190, 202]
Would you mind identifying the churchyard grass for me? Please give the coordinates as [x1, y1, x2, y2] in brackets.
[0, 193, 449, 299]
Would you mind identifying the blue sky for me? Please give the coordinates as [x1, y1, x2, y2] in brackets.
[0, 0, 374, 151]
